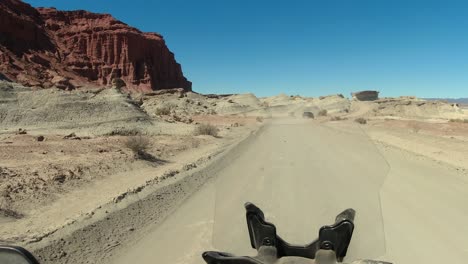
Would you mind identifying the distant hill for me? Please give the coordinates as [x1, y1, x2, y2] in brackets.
[424, 98, 468, 105]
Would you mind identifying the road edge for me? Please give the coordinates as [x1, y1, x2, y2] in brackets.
[27, 123, 269, 264]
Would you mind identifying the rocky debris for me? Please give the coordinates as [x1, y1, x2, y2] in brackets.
[50, 250, 67, 260]
[367, 96, 465, 119]
[111, 78, 126, 90]
[0, 0, 191, 92]
[16, 128, 27, 135]
[182, 163, 197, 171]
[351, 91, 379, 101]
[172, 114, 193, 124]
[204, 94, 234, 99]
[354, 117, 367, 124]
[160, 170, 179, 180]
[63, 133, 81, 140]
[50, 76, 74, 90]
[52, 174, 66, 184]
[0, 167, 17, 179]
[330, 116, 347, 121]
[142, 92, 219, 122]
[146, 88, 186, 96]
[319, 94, 344, 100]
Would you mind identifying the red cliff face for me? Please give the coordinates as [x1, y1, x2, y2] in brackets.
[0, 0, 191, 92]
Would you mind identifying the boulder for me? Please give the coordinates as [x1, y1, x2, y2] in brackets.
[351, 91, 379, 101]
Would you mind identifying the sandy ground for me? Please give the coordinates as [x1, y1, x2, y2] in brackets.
[0, 82, 263, 249]
[0, 118, 259, 241]
[366, 119, 468, 170]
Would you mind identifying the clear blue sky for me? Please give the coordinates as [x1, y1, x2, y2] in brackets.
[25, 0, 468, 98]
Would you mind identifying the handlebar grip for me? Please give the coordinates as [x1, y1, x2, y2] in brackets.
[335, 208, 355, 223]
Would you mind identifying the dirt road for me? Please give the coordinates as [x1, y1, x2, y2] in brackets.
[107, 119, 468, 264]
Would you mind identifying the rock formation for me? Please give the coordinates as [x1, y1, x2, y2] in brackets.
[351, 91, 379, 101]
[0, 0, 191, 92]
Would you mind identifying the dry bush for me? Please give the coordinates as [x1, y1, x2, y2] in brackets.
[194, 124, 219, 137]
[318, 109, 328, 116]
[330, 116, 346, 121]
[126, 136, 164, 163]
[125, 136, 150, 156]
[0, 200, 24, 219]
[106, 128, 142, 136]
[256, 116, 264, 122]
[449, 119, 468, 123]
[112, 78, 126, 90]
[155, 103, 176, 116]
[302, 112, 314, 119]
[0, 207, 24, 219]
[354, 117, 367, 124]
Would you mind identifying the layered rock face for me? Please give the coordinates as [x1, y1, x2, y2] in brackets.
[351, 91, 379, 101]
[0, 0, 191, 92]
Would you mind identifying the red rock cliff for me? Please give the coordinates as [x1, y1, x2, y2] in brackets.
[0, 0, 191, 92]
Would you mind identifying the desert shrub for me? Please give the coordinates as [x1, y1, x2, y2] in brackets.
[354, 117, 367, 124]
[125, 135, 151, 156]
[0, 207, 24, 219]
[449, 119, 468, 123]
[112, 78, 126, 89]
[318, 109, 328, 116]
[302, 112, 314, 119]
[106, 128, 142, 136]
[155, 103, 176, 116]
[330, 116, 346, 121]
[155, 106, 171, 115]
[194, 123, 219, 137]
[256, 116, 264, 122]
[0, 202, 24, 219]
